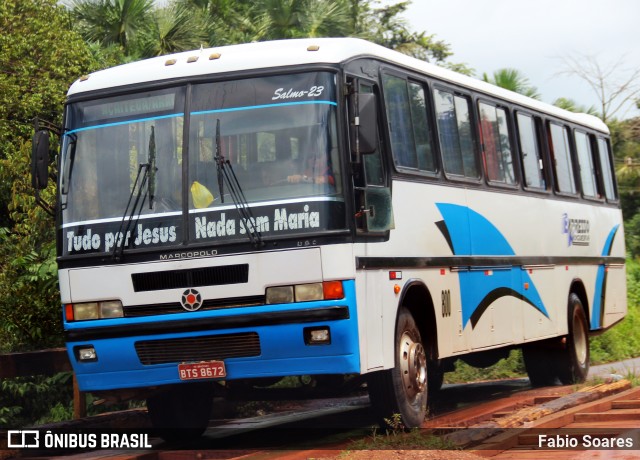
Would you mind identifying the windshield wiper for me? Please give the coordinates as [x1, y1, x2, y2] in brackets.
[148, 126, 157, 210]
[60, 132, 77, 210]
[213, 119, 264, 248]
[112, 126, 156, 260]
[112, 162, 149, 261]
[215, 120, 225, 204]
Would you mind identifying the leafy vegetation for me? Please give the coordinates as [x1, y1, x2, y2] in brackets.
[0, 0, 99, 352]
[0, 373, 73, 427]
[482, 68, 540, 100]
[347, 413, 458, 451]
[65, 0, 472, 73]
[590, 259, 640, 363]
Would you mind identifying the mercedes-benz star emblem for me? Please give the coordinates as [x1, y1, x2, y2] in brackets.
[181, 288, 203, 311]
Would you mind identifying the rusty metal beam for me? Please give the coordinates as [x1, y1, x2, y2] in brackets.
[0, 348, 72, 379]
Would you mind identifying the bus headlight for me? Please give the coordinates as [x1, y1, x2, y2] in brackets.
[294, 283, 324, 302]
[266, 281, 344, 304]
[265, 286, 294, 304]
[65, 300, 124, 321]
[100, 300, 124, 318]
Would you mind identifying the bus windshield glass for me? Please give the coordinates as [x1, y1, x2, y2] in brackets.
[60, 72, 344, 256]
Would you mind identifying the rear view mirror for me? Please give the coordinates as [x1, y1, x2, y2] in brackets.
[350, 93, 378, 155]
[31, 129, 50, 190]
[363, 187, 395, 232]
[357, 93, 378, 154]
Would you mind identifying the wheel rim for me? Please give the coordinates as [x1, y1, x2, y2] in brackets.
[573, 311, 588, 366]
[399, 331, 427, 399]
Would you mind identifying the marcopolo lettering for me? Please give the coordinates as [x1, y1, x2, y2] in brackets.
[160, 250, 218, 260]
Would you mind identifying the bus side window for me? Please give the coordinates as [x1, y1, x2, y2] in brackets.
[434, 89, 478, 179]
[548, 122, 576, 194]
[516, 113, 546, 190]
[596, 137, 617, 201]
[382, 73, 418, 169]
[574, 130, 598, 198]
[408, 82, 436, 172]
[479, 102, 515, 185]
[381, 74, 436, 173]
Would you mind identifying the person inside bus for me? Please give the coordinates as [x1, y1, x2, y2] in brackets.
[287, 154, 335, 186]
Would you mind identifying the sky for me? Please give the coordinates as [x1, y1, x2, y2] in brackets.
[393, 0, 640, 120]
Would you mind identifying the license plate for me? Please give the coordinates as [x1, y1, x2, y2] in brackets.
[178, 361, 226, 380]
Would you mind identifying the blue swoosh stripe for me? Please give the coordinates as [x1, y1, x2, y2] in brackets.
[65, 113, 184, 136]
[191, 100, 337, 116]
[591, 224, 620, 329]
[436, 203, 548, 328]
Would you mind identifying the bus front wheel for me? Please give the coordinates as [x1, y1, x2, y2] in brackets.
[147, 382, 214, 443]
[368, 306, 428, 429]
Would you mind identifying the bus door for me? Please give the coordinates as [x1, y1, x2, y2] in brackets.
[348, 76, 394, 370]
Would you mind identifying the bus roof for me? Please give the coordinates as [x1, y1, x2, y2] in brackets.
[69, 37, 608, 134]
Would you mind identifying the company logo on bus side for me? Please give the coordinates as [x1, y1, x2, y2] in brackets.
[562, 213, 590, 247]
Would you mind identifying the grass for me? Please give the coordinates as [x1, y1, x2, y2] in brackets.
[346, 414, 459, 451]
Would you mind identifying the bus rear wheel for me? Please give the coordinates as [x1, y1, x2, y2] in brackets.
[557, 294, 590, 384]
[147, 382, 214, 443]
[523, 346, 558, 387]
[523, 293, 590, 387]
[368, 306, 428, 429]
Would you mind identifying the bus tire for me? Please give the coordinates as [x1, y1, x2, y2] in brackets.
[427, 360, 444, 394]
[523, 346, 558, 387]
[557, 294, 590, 384]
[367, 306, 428, 429]
[147, 382, 214, 443]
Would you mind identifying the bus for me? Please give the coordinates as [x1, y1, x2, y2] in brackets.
[31, 37, 626, 437]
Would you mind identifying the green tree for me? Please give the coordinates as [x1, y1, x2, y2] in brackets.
[614, 118, 640, 223]
[140, 3, 209, 56]
[0, 0, 97, 350]
[482, 68, 541, 99]
[171, 0, 471, 72]
[552, 97, 598, 116]
[70, 0, 154, 58]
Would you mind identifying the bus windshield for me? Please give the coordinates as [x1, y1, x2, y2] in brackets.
[60, 72, 345, 256]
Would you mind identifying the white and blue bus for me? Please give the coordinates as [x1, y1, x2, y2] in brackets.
[32, 38, 626, 436]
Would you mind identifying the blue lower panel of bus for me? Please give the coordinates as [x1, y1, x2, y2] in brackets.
[65, 281, 360, 392]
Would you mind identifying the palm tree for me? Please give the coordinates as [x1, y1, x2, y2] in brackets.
[250, 0, 350, 40]
[177, 0, 266, 45]
[295, 0, 351, 38]
[70, 0, 154, 57]
[553, 97, 599, 116]
[141, 4, 209, 57]
[483, 68, 541, 100]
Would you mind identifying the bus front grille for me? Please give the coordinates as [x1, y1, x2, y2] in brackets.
[131, 264, 249, 292]
[135, 332, 261, 365]
[123, 296, 265, 317]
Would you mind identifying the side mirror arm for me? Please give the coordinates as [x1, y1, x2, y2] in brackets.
[31, 117, 60, 217]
